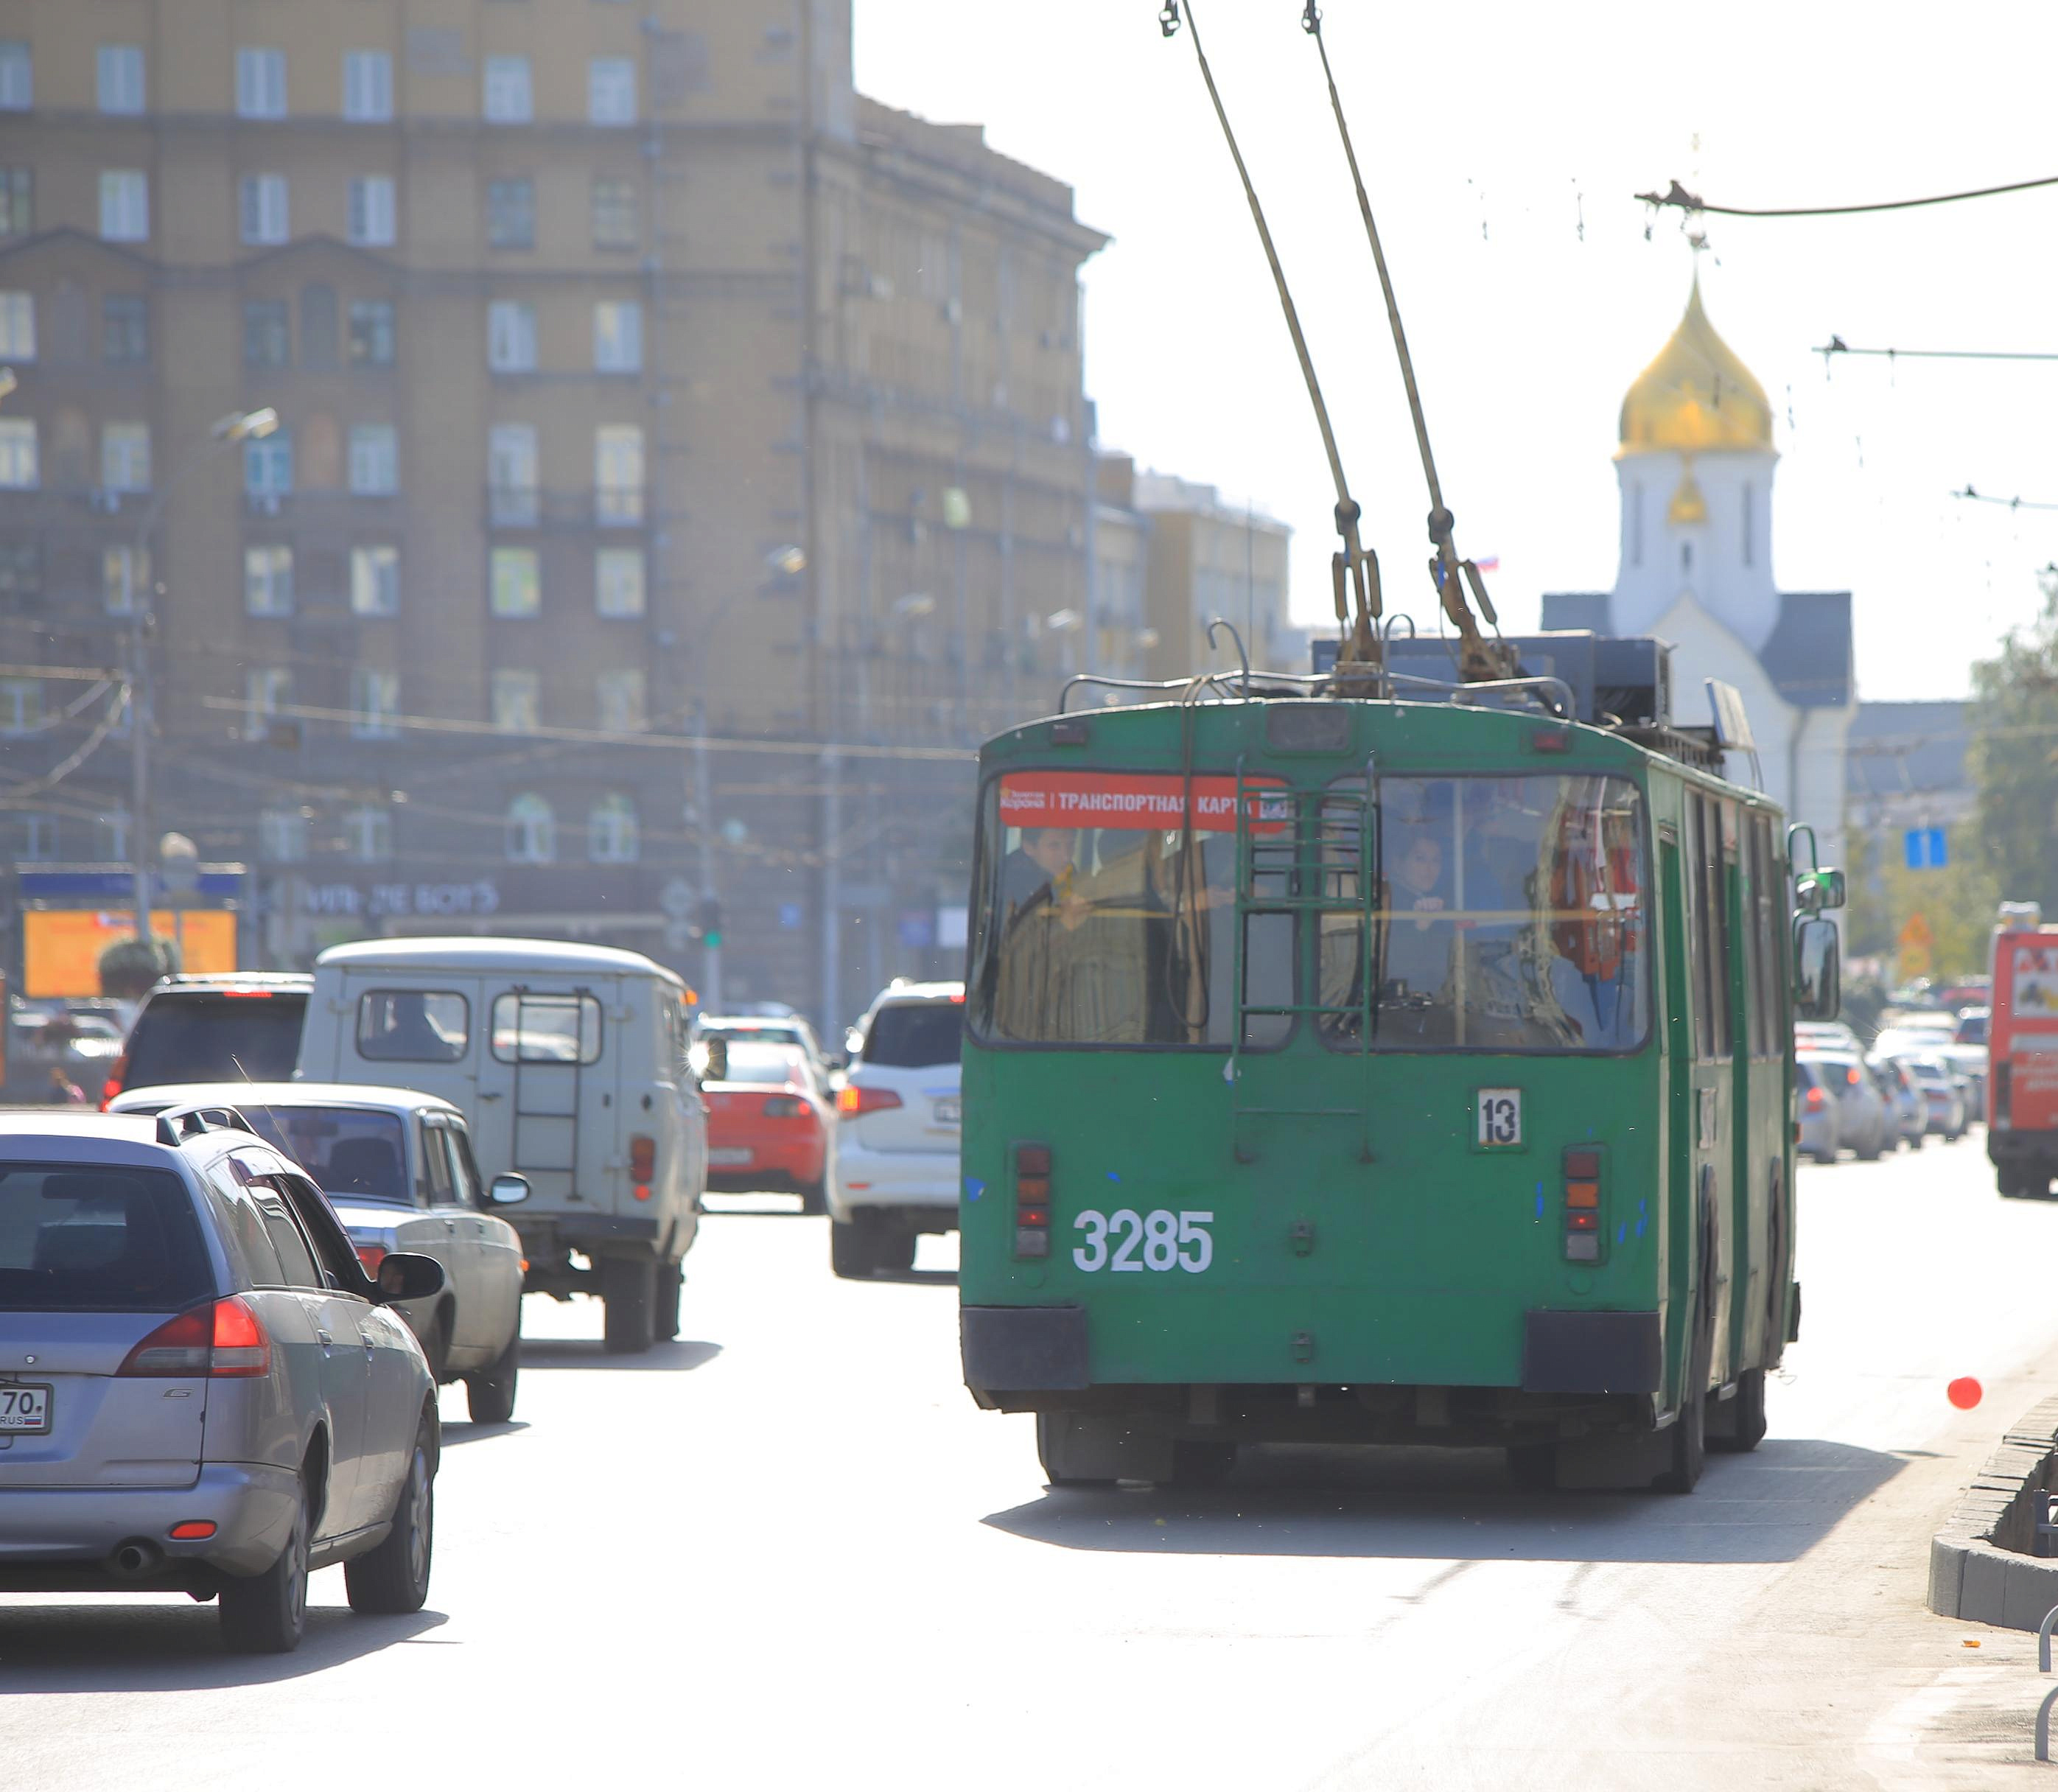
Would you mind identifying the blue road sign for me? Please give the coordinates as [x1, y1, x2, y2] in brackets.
[1905, 827, 1948, 870]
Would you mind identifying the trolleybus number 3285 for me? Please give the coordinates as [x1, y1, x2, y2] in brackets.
[1073, 1210, 1214, 1274]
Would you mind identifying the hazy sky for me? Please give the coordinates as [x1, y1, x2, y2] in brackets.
[854, 1, 2058, 701]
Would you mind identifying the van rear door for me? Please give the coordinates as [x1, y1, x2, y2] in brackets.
[474, 981, 609, 1205]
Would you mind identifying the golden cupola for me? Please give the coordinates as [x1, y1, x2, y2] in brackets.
[1618, 276, 1774, 457]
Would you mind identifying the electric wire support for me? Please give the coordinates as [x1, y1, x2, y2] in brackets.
[1299, 1, 1513, 686]
[1163, 0, 1381, 678]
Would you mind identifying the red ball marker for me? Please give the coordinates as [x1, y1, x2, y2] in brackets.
[1947, 1377, 1983, 1410]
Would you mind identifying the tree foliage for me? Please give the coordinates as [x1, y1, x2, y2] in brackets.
[97, 935, 181, 1000]
[1845, 822, 1995, 978]
[1972, 578, 2058, 911]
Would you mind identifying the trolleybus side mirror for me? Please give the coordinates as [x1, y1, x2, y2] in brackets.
[1794, 917, 1841, 1020]
[1795, 868, 1846, 914]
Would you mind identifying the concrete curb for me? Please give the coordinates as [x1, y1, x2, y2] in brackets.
[1929, 1395, 2058, 1631]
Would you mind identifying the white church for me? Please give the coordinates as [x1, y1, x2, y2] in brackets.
[1543, 277, 1854, 872]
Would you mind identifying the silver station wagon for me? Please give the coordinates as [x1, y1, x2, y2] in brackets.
[112, 1083, 528, 1423]
[0, 1110, 447, 1653]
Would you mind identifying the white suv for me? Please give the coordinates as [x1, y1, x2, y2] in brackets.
[828, 982, 963, 1278]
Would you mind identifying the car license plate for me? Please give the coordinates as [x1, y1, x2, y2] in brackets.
[0, 1383, 52, 1434]
[934, 1097, 961, 1125]
[707, 1148, 753, 1166]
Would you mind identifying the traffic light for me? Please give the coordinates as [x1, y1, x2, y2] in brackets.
[697, 896, 724, 950]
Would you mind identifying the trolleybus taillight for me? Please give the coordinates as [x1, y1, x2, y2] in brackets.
[1014, 1141, 1051, 1259]
[1562, 1147, 1603, 1264]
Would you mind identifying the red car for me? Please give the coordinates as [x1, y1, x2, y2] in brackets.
[700, 1035, 833, 1211]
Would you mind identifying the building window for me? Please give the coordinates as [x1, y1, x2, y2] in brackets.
[595, 668, 645, 733]
[245, 433, 293, 498]
[100, 809, 131, 864]
[19, 815, 57, 862]
[235, 48, 287, 119]
[239, 174, 290, 245]
[244, 667, 290, 739]
[0, 416, 38, 489]
[0, 42, 30, 111]
[0, 290, 32, 360]
[491, 669, 540, 733]
[595, 547, 645, 618]
[491, 546, 540, 617]
[351, 544, 399, 615]
[104, 545, 148, 615]
[103, 293, 147, 363]
[259, 808, 309, 862]
[349, 424, 398, 494]
[347, 177, 396, 248]
[488, 423, 539, 523]
[99, 171, 149, 242]
[98, 44, 145, 115]
[351, 668, 401, 738]
[594, 425, 644, 525]
[488, 301, 536, 372]
[0, 168, 30, 238]
[483, 56, 532, 124]
[0, 678, 39, 735]
[349, 299, 395, 366]
[593, 301, 642, 373]
[342, 51, 393, 122]
[589, 58, 637, 126]
[100, 422, 150, 492]
[592, 178, 637, 250]
[588, 795, 639, 864]
[505, 794, 555, 864]
[243, 298, 290, 368]
[1741, 482, 1755, 568]
[487, 179, 535, 250]
[0, 542, 38, 605]
[245, 545, 295, 615]
[345, 805, 393, 863]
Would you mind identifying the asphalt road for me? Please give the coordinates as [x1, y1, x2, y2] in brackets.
[10, 1129, 2058, 1789]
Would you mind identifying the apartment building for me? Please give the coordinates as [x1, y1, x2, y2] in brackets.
[0, 2, 1109, 1026]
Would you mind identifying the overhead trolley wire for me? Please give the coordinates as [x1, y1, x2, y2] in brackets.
[1637, 172, 2058, 219]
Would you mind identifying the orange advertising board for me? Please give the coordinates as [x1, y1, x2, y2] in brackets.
[24, 911, 238, 998]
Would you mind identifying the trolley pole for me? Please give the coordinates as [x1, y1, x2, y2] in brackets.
[693, 701, 721, 1011]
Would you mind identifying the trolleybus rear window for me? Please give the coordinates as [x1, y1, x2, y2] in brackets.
[1326, 774, 1649, 1052]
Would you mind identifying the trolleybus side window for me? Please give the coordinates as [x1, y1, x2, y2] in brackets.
[1746, 812, 1779, 1059]
[1709, 796, 1737, 1060]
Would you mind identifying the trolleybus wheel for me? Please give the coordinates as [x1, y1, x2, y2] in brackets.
[1035, 1412, 1113, 1488]
[1171, 1440, 1238, 1486]
[1708, 1368, 1766, 1454]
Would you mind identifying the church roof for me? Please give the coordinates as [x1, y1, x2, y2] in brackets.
[1619, 276, 1774, 457]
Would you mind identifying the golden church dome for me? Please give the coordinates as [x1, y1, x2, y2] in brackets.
[1618, 276, 1774, 456]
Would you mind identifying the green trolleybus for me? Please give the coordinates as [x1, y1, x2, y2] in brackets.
[957, 652, 1844, 1494]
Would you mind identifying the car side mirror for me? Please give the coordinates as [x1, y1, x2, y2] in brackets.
[1793, 917, 1841, 1021]
[701, 1037, 728, 1084]
[377, 1251, 447, 1303]
[488, 1173, 530, 1207]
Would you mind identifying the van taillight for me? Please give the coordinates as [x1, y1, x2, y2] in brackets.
[99, 1052, 129, 1110]
[118, 1298, 271, 1378]
[630, 1133, 656, 1200]
[1014, 1141, 1051, 1259]
[1995, 1063, 2012, 1130]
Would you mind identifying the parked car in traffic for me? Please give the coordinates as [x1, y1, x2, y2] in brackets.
[694, 1012, 837, 1089]
[1869, 1057, 1926, 1150]
[696, 1035, 834, 1214]
[108, 1082, 527, 1421]
[828, 981, 964, 1278]
[295, 938, 705, 1354]
[99, 973, 312, 1110]
[1798, 1051, 1891, 1161]
[0, 1108, 446, 1653]
[1795, 1021, 1862, 1056]
[1899, 1055, 1970, 1139]
[1796, 1058, 1838, 1162]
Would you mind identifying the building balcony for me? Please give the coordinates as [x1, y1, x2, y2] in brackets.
[486, 485, 649, 530]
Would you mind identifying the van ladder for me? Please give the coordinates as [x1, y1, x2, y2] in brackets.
[1227, 755, 1378, 1161]
[507, 984, 587, 1188]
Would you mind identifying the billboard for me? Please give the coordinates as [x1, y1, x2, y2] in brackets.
[24, 911, 238, 998]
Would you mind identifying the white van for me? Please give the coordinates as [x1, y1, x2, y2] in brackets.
[296, 937, 706, 1354]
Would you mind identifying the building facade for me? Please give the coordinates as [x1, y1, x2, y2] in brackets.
[1542, 276, 1855, 874]
[0, 2, 1112, 1030]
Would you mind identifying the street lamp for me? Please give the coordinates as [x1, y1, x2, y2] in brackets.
[127, 407, 279, 951]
